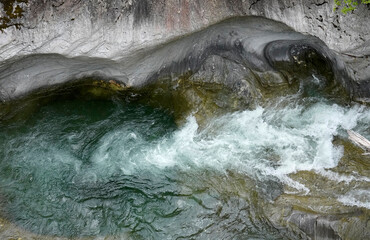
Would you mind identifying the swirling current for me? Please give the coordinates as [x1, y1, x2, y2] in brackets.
[0, 91, 369, 239]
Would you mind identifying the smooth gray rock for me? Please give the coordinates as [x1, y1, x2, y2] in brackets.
[0, 17, 362, 103]
[0, 0, 368, 102]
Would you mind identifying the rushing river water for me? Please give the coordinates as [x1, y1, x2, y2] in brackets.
[0, 92, 369, 239]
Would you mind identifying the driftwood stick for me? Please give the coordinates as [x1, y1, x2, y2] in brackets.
[347, 130, 370, 154]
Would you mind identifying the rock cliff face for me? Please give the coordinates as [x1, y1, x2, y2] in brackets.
[0, 0, 369, 60]
[0, 0, 368, 101]
[0, 16, 359, 103]
[0, 0, 369, 101]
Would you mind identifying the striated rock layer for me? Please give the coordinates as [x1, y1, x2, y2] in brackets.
[0, 17, 354, 103]
[0, 0, 369, 101]
[0, 16, 367, 104]
[0, 0, 369, 58]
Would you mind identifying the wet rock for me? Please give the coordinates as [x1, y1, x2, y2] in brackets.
[0, 1, 368, 92]
[265, 196, 370, 240]
[286, 212, 341, 240]
[0, 1, 368, 101]
[0, 17, 363, 104]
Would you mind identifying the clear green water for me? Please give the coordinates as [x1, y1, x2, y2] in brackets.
[0, 94, 369, 239]
[0, 98, 283, 239]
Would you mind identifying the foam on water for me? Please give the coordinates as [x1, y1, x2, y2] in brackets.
[65, 97, 370, 203]
[337, 189, 370, 209]
[316, 169, 370, 184]
[101, 98, 368, 186]
[0, 96, 369, 238]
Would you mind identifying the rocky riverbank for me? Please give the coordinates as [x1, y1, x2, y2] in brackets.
[0, 0, 369, 101]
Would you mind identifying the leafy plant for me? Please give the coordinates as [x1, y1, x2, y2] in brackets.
[334, 0, 370, 14]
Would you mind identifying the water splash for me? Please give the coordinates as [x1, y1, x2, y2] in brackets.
[0, 96, 369, 238]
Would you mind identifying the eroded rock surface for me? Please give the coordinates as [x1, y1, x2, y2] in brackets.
[0, 17, 364, 102]
[0, 0, 369, 58]
[0, 1, 368, 103]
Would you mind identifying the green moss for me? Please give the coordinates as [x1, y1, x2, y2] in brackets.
[334, 0, 370, 14]
[0, 0, 28, 31]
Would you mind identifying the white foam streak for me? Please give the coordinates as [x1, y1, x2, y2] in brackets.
[317, 169, 370, 184]
[337, 190, 370, 209]
[88, 100, 368, 202]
